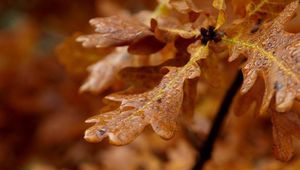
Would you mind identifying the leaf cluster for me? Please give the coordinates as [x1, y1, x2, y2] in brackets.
[62, 0, 300, 162]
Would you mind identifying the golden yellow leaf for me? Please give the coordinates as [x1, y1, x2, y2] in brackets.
[213, 0, 226, 29]
[212, 0, 226, 10]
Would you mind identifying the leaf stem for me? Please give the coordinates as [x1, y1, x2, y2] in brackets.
[192, 71, 243, 170]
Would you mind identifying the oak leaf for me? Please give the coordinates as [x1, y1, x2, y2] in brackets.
[226, 0, 294, 40]
[79, 47, 142, 94]
[118, 66, 165, 93]
[246, 0, 293, 18]
[151, 17, 200, 42]
[56, 33, 112, 74]
[169, 0, 192, 14]
[84, 45, 208, 145]
[150, 11, 215, 42]
[227, 1, 300, 114]
[81, 42, 176, 94]
[76, 15, 153, 48]
[169, 0, 215, 14]
[231, 78, 264, 116]
[212, 0, 226, 29]
[271, 110, 300, 161]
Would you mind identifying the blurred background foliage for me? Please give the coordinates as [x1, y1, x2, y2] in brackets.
[1, 1, 300, 170]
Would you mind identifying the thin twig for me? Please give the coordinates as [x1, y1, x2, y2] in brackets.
[192, 71, 243, 170]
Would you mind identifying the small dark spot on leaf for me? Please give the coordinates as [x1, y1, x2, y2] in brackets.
[251, 18, 263, 33]
[274, 81, 283, 91]
[154, 150, 168, 162]
[97, 129, 107, 136]
[157, 98, 162, 103]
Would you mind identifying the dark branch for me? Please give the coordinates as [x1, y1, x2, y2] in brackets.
[192, 71, 243, 170]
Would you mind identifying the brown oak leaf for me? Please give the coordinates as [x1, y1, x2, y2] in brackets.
[271, 110, 300, 161]
[245, 0, 294, 18]
[80, 42, 176, 94]
[227, 1, 300, 113]
[169, 0, 215, 14]
[151, 17, 200, 42]
[169, 0, 193, 13]
[118, 66, 165, 93]
[226, 0, 294, 40]
[56, 33, 112, 74]
[79, 47, 138, 94]
[231, 77, 264, 116]
[84, 45, 208, 145]
[76, 15, 153, 48]
[151, 12, 216, 42]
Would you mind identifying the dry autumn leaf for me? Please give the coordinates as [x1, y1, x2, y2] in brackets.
[79, 47, 134, 94]
[246, 0, 293, 18]
[42, 0, 300, 168]
[212, 0, 226, 29]
[76, 15, 153, 48]
[151, 17, 200, 41]
[271, 110, 300, 161]
[170, 0, 214, 14]
[169, 0, 192, 13]
[227, 1, 300, 114]
[231, 78, 264, 116]
[84, 45, 208, 145]
[80, 42, 176, 94]
[56, 33, 112, 74]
